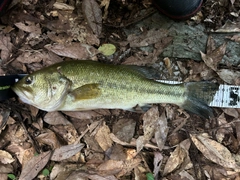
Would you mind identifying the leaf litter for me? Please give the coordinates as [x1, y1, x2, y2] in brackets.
[0, 0, 240, 179]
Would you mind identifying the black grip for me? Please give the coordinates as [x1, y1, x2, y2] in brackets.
[0, 74, 26, 100]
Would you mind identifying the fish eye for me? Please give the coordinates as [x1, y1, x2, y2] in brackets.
[25, 76, 33, 84]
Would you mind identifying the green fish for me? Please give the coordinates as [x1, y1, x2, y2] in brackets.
[12, 60, 218, 118]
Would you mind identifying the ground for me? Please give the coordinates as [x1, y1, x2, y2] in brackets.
[0, 0, 240, 179]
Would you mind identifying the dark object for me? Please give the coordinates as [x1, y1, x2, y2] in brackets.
[0, 0, 12, 16]
[153, 0, 203, 20]
[0, 74, 26, 101]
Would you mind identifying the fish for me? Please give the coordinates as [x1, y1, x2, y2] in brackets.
[11, 60, 219, 118]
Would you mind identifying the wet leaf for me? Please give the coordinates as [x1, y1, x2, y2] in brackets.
[190, 134, 240, 169]
[51, 143, 84, 161]
[0, 150, 14, 164]
[45, 43, 98, 59]
[19, 151, 52, 180]
[82, 0, 102, 36]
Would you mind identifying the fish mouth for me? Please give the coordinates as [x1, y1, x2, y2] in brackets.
[12, 86, 33, 104]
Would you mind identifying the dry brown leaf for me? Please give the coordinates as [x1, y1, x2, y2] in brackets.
[100, 0, 110, 20]
[15, 50, 62, 66]
[136, 106, 159, 153]
[51, 143, 84, 161]
[0, 150, 14, 164]
[155, 112, 169, 150]
[112, 118, 136, 143]
[19, 151, 52, 180]
[215, 20, 240, 33]
[45, 43, 98, 59]
[82, 0, 102, 36]
[107, 144, 127, 161]
[200, 41, 227, 71]
[44, 112, 71, 125]
[0, 34, 13, 61]
[163, 139, 191, 175]
[63, 110, 106, 119]
[226, 34, 240, 42]
[222, 108, 239, 118]
[127, 29, 169, 47]
[0, 163, 13, 174]
[66, 171, 117, 180]
[95, 122, 113, 151]
[36, 129, 61, 149]
[52, 124, 79, 144]
[153, 152, 163, 179]
[14, 21, 41, 34]
[190, 134, 240, 169]
[217, 69, 240, 85]
[53, 2, 74, 10]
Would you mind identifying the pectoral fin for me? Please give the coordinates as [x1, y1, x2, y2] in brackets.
[70, 83, 101, 101]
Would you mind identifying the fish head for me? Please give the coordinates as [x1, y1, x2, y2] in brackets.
[12, 71, 71, 111]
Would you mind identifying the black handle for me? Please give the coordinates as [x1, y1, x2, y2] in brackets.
[0, 74, 27, 101]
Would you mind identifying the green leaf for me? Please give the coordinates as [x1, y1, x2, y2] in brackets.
[42, 168, 50, 177]
[7, 174, 16, 180]
[98, 44, 116, 56]
[146, 172, 154, 180]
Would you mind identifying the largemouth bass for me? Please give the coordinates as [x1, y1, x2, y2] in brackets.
[12, 60, 218, 118]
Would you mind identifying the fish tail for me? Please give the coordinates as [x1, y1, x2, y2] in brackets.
[181, 82, 219, 119]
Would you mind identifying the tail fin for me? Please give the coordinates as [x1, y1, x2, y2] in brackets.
[181, 82, 219, 119]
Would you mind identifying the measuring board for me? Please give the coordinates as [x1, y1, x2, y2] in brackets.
[158, 80, 240, 108]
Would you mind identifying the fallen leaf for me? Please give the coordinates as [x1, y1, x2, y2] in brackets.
[200, 41, 227, 71]
[0, 163, 13, 174]
[98, 43, 116, 56]
[53, 2, 74, 10]
[44, 112, 71, 125]
[153, 152, 163, 179]
[154, 112, 169, 150]
[112, 118, 136, 143]
[127, 29, 169, 47]
[217, 69, 240, 85]
[163, 139, 191, 175]
[0, 150, 14, 164]
[215, 20, 240, 33]
[82, 0, 102, 36]
[36, 129, 61, 149]
[51, 124, 79, 144]
[136, 106, 159, 153]
[95, 122, 113, 151]
[0, 34, 13, 61]
[190, 134, 240, 169]
[51, 143, 85, 161]
[45, 43, 98, 60]
[14, 21, 41, 34]
[19, 151, 52, 180]
[222, 108, 239, 118]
